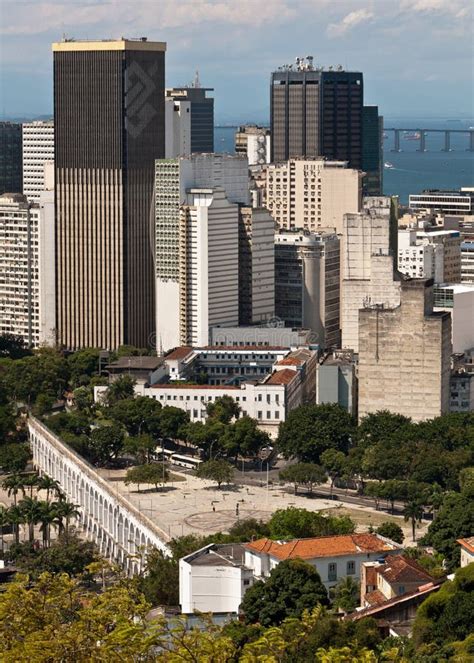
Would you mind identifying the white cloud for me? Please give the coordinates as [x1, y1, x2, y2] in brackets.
[327, 8, 375, 38]
[399, 0, 471, 16]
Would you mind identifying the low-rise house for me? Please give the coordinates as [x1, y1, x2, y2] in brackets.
[244, 534, 402, 591]
[360, 555, 434, 608]
[106, 356, 167, 385]
[457, 537, 474, 567]
[179, 543, 254, 615]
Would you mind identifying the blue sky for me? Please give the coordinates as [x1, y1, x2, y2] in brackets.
[0, 0, 473, 122]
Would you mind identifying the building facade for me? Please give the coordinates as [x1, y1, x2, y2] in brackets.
[362, 106, 383, 196]
[316, 350, 358, 415]
[165, 86, 214, 156]
[450, 349, 474, 413]
[270, 61, 363, 170]
[461, 241, 474, 283]
[275, 230, 340, 348]
[433, 284, 474, 353]
[155, 154, 249, 351]
[341, 204, 401, 353]
[0, 193, 55, 347]
[235, 125, 271, 166]
[238, 206, 275, 326]
[265, 159, 361, 233]
[22, 120, 54, 201]
[358, 279, 452, 422]
[0, 122, 22, 195]
[54, 38, 166, 350]
[409, 189, 474, 216]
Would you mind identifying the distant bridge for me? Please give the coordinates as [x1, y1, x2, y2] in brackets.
[385, 128, 474, 152]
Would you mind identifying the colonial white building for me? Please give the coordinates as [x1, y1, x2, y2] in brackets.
[179, 533, 402, 615]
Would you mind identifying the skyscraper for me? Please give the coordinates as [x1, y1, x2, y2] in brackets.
[22, 120, 55, 202]
[0, 122, 22, 195]
[53, 38, 166, 350]
[165, 86, 214, 156]
[362, 106, 383, 196]
[270, 59, 363, 169]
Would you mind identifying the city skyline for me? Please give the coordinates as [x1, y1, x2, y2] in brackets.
[0, 0, 472, 122]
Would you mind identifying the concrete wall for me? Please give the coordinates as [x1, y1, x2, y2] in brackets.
[179, 560, 250, 614]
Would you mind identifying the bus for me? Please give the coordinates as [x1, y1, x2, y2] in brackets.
[170, 454, 203, 470]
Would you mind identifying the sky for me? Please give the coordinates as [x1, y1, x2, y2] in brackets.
[0, 0, 473, 122]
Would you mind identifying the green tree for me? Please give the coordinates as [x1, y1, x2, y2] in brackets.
[37, 475, 62, 503]
[185, 420, 226, 460]
[89, 424, 125, 466]
[109, 396, 162, 436]
[422, 489, 474, 570]
[47, 411, 91, 437]
[125, 463, 169, 492]
[67, 347, 101, 387]
[376, 521, 404, 544]
[54, 500, 80, 537]
[158, 406, 190, 440]
[0, 333, 32, 359]
[123, 434, 156, 464]
[18, 497, 42, 543]
[320, 449, 347, 497]
[330, 576, 360, 613]
[277, 404, 355, 464]
[2, 473, 25, 506]
[195, 459, 234, 488]
[222, 416, 271, 459]
[0, 443, 30, 473]
[105, 375, 136, 406]
[268, 507, 354, 539]
[279, 463, 327, 495]
[413, 563, 474, 649]
[404, 499, 424, 542]
[206, 395, 240, 424]
[357, 411, 412, 449]
[73, 385, 94, 411]
[240, 559, 329, 626]
[9, 532, 97, 576]
[138, 548, 179, 607]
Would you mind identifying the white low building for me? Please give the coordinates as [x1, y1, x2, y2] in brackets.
[457, 537, 474, 568]
[179, 533, 402, 614]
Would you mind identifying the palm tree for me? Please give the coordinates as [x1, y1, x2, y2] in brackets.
[2, 474, 26, 506]
[38, 501, 56, 548]
[18, 497, 43, 544]
[23, 473, 40, 498]
[6, 505, 24, 545]
[0, 506, 9, 552]
[37, 475, 62, 503]
[404, 499, 424, 542]
[53, 501, 80, 538]
[330, 576, 360, 613]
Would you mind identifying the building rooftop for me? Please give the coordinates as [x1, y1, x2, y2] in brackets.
[346, 581, 443, 622]
[377, 555, 433, 585]
[107, 356, 163, 370]
[265, 369, 298, 385]
[52, 38, 166, 52]
[434, 283, 474, 294]
[457, 537, 474, 554]
[165, 347, 194, 361]
[183, 543, 247, 567]
[245, 534, 400, 561]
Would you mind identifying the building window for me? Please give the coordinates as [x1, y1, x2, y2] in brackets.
[398, 585, 405, 595]
[243, 579, 250, 586]
[347, 561, 355, 575]
[328, 563, 337, 582]
[257, 411, 262, 419]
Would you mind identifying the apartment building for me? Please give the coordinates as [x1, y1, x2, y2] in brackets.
[235, 125, 271, 166]
[0, 193, 55, 347]
[461, 241, 474, 283]
[275, 230, 340, 348]
[22, 120, 54, 201]
[265, 159, 361, 233]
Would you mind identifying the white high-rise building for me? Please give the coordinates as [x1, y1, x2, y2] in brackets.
[155, 154, 249, 351]
[0, 192, 55, 347]
[264, 159, 361, 233]
[22, 120, 54, 201]
[341, 203, 401, 353]
[398, 228, 461, 283]
[179, 188, 239, 346]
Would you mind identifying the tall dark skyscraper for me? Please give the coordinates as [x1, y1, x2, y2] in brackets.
[53, 39, 166, 350]
[270, 59, 363, 169]
[362, 106, 383, 196]
[0, 122, 22, 195]
[166, 86, 214, 153]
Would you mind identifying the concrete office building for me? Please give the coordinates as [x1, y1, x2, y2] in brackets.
[450, 349, 474, 412]
[238, 206, 275, 326]
[235, 125, 271, 166]
[316, 350, 358, 415]
[275, 230, 340, 348]
[155, 154, 249, 351]
[179, 188, 239, 346]
[265, 159, 361, 233]
[433, 284, 474, 353]
[209, 325, 313, 348]
[165, 86, 214, 156]
[53, 38, 166, 350]
[362, 106, 383, 196]
[0, 193, 55, 347]
[22, 120, 54, 201]
[461, 241, 474, 283]
[0, 122, 22, 195]
[341, 203, 401, 353]
[270, 60, 363, 170]
[415, 230, 461, 283]
[358, 279, 452, 422]
[409, 189, 474, 216]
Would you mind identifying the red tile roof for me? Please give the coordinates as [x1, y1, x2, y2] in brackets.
[165, 347, 194, 361]
[245, 534, 398, 560]
[458, 537, 474, 554]
[365, 589, 387, 607]
[266, 369, 298, 385]
[276, 358, 303, 366]
[377, 555, 433, 584]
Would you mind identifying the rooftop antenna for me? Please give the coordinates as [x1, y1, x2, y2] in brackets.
[193, 70, 201, 88]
